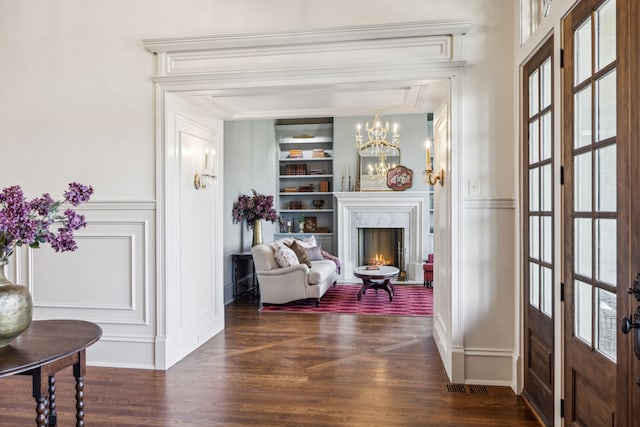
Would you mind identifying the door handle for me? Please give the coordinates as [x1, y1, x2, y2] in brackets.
[621, 316, 640, 334]
[622, 307, 640, 360]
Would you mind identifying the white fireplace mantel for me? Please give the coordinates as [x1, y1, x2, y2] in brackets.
[334, 191, 429, 283]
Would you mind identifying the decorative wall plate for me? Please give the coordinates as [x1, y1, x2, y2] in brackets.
[387, 166, 413, 191]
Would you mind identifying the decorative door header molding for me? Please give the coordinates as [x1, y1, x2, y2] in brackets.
[143, 20, 472, 87]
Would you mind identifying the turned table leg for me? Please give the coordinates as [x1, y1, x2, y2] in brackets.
[48, 376, 57, 426]
[35, 395, 48, 427]
[73, 351, 87, 427]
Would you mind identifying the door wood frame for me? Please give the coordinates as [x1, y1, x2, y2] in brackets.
[522, 35, 555, 427]
[562, 0, 626, 424]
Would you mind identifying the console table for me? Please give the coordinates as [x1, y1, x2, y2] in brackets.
[231, 252, 259, 301]
[0, 319, 102, 426]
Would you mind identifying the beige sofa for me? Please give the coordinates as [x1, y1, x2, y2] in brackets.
[251, 240, 339, 306]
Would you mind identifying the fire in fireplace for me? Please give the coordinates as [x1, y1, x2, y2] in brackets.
[357, 228, 404, 267]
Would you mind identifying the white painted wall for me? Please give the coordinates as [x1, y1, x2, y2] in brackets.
[0, 1, 518, 379]
[223, 120, 277, 303]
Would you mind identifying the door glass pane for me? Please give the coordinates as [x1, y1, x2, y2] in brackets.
[530, 168, 539, 211]
[529, 69, 539, 116]
[530, 262, 540, 309]
[541, 111, 552, 160]
[541, 58, 552, 109]
[530, 215, 540, 260]
[574, 85, 592, 148]
[541, 164, 552, 211]
[596, 144, 616, 211]
[529, 119, 539, 164]
[542, 216, 552, 263]
[595, 70, 617, 142]
[575, 218, 593, 278]
[596, 218, 616, 285]
[575, 280, 593, 345]
[574, 152, 592, 212]
[596, 288, 616, 361]
[596, 0, 616, 72]
[574, 18, 593, 84]
[542, 266, 552, 317]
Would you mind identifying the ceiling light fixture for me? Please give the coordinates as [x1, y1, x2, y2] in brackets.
[355, 113, 400, 156]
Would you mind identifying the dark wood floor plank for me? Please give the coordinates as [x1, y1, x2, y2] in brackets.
[0, 300, 540, 426]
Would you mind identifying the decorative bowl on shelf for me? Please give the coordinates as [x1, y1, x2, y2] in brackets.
[312, 199, 324, 209]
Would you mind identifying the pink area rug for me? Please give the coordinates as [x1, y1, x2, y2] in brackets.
[260, 284, 433, 316]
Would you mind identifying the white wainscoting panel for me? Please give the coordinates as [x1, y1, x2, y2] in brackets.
[20, 201, 157, 368]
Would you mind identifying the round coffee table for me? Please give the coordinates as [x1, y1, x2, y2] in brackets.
[353, 266, 400, 302]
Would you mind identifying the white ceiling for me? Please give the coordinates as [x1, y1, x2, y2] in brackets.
[188, 80, 449, 120]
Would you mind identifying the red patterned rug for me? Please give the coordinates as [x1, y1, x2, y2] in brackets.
[259, 284, 433, 316]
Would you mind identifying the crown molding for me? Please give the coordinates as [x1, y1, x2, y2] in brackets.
[143, 20, 473, 53]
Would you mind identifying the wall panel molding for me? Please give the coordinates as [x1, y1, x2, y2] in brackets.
[17, 201, 158, 368]
[462, 197, 516, 209]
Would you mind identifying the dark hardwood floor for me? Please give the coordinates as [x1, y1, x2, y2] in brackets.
[0, 298, 540, 426]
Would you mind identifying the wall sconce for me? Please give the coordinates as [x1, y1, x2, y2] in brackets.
[543, 0, 553, 17]
[194, 147, 217, 190]
[423, 139, 445, 187]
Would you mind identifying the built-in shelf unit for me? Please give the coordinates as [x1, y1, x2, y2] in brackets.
[274, 118, 335, 253]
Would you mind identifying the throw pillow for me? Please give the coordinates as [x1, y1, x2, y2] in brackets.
[287, 240, 312, 267]
[295, 235, 317, 248]
[274, 244, 300, 268]
[305, 244, 323, 261]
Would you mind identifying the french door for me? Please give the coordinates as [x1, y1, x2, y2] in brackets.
[562, 0, 639, 424]
[523, 36, 555, 427]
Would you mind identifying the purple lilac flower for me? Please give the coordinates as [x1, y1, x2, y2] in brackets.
[30, 193, 55, 216]
[1, 183, 93, 259]
[47, 229, 78, 252]
[63, 209, 87, 231]
[231, 189, 277, 228]
[64, 182, 94, 206]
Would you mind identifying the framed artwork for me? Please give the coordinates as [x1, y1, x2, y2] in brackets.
[303, 216, 317, 232]
[387, 166, 413, 191]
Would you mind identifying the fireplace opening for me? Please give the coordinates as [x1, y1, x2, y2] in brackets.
[357, 228, 404, 267]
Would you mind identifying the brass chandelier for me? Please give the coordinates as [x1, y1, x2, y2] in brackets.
[355, 113, 400, 156]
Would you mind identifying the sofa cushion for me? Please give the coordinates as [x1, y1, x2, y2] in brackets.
[287, 240, 312, 267]
[294, 235, 317, 248]
[308, 260, 337, 285]
[305, 244, 323, 261]
[274, 244, 300, 268]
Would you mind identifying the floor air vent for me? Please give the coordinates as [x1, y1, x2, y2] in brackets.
[446, 384, 467, 393]
[445, 384, 511, 396]
[468, 385, 489, 394]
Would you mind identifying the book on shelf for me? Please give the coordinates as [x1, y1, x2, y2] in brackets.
[288, 149, 303, 158]
[298, 185, 314, 192]
[283, 187, 297, 193]
[311, 148, 325, 158]
[285, 164, 308, 175]
[309, 168, 325, 175]
[288, 200, 303, 209]
[319, 181, 330, 192]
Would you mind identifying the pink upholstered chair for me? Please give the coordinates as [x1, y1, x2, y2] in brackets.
[423, 253, 434, 288]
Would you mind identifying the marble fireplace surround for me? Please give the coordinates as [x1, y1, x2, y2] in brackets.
[334, 191, 429, 283]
